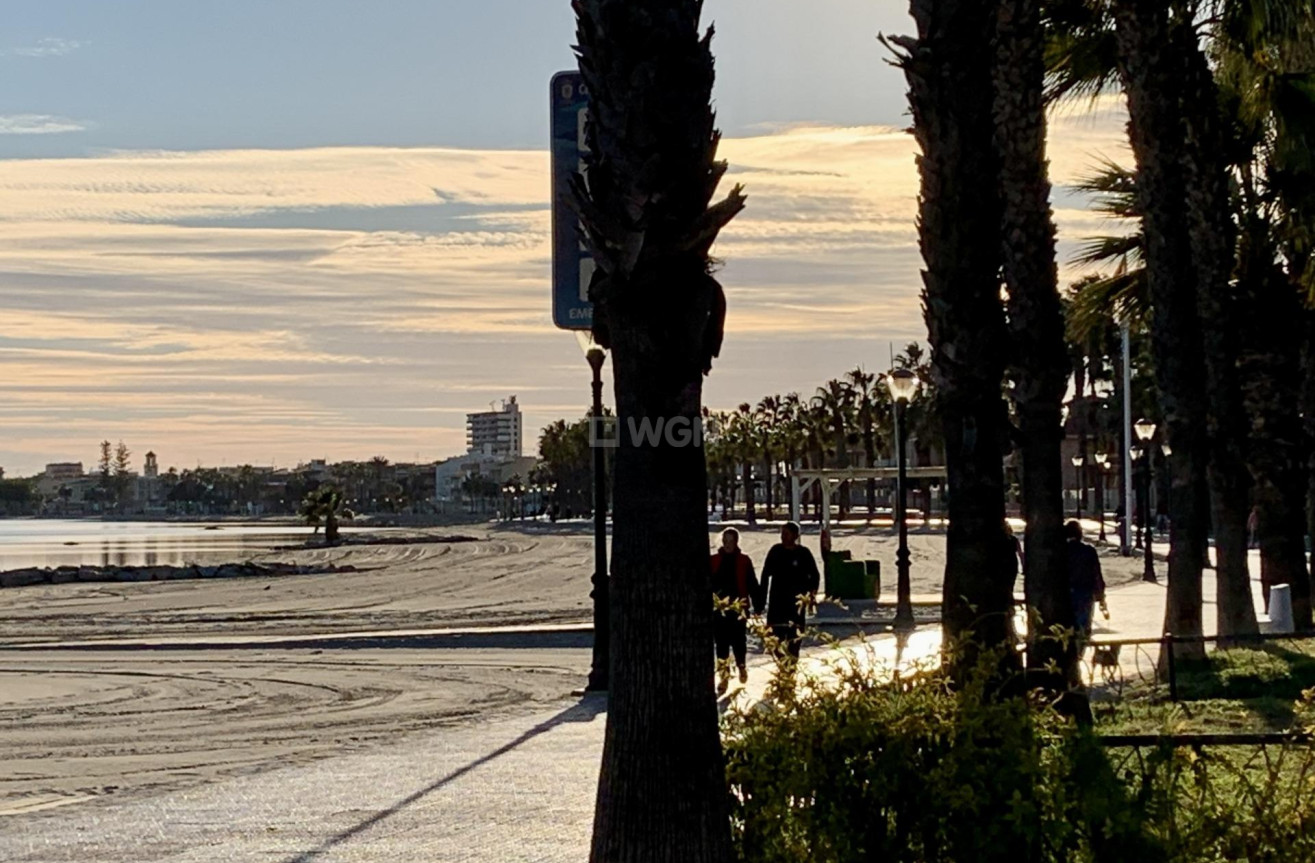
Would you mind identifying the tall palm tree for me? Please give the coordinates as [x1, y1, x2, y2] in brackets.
[1171, 8, 1258, 642]
[730, 403, 759, 524]
[1106, 1, 1214, 661]
[888, 1, 1016, 674]
[1221, 6, 1315, 628]
[755, 395, 786, 520]
[571, 2, 745, 859]
[994, 0, 1074, 682]
[845, 367, 885, 519]
[777, 392, 807, 517]
[813, 378, 859, 520]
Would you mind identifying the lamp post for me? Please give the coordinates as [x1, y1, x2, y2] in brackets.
[577, 331, 610, 692]
[1070, 454, 1085, 522]
[1094, 453, 1110, 543]
[1134, 418, 1158, 583]
[886, 368, 921, 634]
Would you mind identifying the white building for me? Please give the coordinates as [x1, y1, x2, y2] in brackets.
[466, 396, 522, 459]
[433, 396, 533, 505]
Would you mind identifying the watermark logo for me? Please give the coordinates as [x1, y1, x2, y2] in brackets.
[589, 416, 704, 448]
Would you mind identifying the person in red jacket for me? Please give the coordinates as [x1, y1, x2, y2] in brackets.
[710, 527, 762, 694]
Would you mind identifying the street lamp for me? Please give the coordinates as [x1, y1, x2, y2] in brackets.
[1134, 419, 1158, 583]
[1070, 454, 1085, 522]
[1094, 453, 1109, 542]
[576, 330, 610, 692]
[886, 368, 920, 634]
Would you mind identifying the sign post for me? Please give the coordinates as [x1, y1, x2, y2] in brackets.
[551, 71, 594, 330]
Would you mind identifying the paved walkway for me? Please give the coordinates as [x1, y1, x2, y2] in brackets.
[0, 550, 1265, 862]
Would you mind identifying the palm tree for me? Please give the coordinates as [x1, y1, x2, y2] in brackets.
[888, 2, 1016, 673]
[1172, 5, 1258, 644]
[1102, 1, 1214, 661]
[571, 2, 745, 858]
[776, 393, 807, 517]
[755, 395, 786, 520]
[1220, 6, 1315, 628]
[802, 399, 835, 520]
[845, 367, 885, 519]
[995, 0, 1074, 683]
[299, 484, 352, 545]
[727, 404, 759, 524]
[813, 378, 855, 520]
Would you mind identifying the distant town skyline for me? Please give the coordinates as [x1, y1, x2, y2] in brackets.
[0, 2, 1128, 477]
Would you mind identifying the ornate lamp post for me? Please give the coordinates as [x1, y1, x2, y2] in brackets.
[1070, 454, 1085, 522]
[1134, 418, 1158, 583]
[577, 331, 610, 692]
[886, 368, 921, 634]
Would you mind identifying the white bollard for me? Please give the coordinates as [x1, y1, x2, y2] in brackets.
[1269, 584, 1295, 634]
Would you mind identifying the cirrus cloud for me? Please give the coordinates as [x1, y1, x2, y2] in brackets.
[0, 114, 91, 135]
[1, 37, 88, 58]
[0, 103, 1130, 475]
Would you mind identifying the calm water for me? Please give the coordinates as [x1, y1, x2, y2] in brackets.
[0, 519, 355, 571]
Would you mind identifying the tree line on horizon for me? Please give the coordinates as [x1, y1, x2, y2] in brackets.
[5, 453, 432, 518]
[567, 0, 1315, 860]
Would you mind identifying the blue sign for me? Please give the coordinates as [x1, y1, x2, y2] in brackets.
[551, 71, 594, 330]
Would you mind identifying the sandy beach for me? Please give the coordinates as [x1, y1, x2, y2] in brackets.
[0, 522, 1148, 817]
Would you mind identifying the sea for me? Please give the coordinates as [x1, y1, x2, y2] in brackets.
[0, 519, 353, 572]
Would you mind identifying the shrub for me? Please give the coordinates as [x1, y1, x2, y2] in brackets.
[722, 647, 1315, 862]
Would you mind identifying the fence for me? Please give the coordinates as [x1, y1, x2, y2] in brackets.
[1082, 629, 1315, 703]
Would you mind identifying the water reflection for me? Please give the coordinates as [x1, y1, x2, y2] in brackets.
[0, 521, 342, 571]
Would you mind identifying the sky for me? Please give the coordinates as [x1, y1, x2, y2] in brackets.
[0, 1, 1128, 477]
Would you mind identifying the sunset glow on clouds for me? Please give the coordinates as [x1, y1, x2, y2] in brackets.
[0, 100, 1129, 476]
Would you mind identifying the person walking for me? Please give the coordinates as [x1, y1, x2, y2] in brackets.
[1065, 520, 1106, 647]
[709, 527, 761, 694]
[759, 521, 820, 667]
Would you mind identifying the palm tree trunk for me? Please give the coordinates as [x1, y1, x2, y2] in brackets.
[1306, 314, 1315, 595]
[1177, 21, 1257, 638]
[1241, 243, 1312, 629]
[572, 3, 744, 859]
[763, 458, 774, 521]
[1306, 312, 1315, 594]
[742, 460, 755, 524]
[893, 0, 1015, 677]
[993, 0, 1072, 682]
[864, 429, 878, 518]
[600, 337, 728, 861]
[1113, 0, 1209, 662]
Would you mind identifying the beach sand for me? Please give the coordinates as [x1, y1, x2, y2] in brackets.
[0, 521, 1147, 815]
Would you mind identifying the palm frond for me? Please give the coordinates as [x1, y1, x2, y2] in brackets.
[1042, 0, 1121, 105]
[1072, 158, 1140, 218]
[1065, 270, 1148, 343]
[1071, 233, 1144, 267]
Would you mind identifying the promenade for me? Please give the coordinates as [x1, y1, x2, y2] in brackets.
[0, 544, 1261, 862]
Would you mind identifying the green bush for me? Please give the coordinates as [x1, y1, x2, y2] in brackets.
[722, 649, 1315, 862]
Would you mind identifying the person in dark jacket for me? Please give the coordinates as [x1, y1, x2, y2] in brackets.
[710, 527, 762, 693]
[1066, 520, 1106, 643]
[760, 521, 820, 665]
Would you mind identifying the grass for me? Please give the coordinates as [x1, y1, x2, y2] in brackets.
[1094, 641, 1315, 735]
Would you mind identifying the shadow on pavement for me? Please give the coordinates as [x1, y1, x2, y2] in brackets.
[281, 695, 606, 863]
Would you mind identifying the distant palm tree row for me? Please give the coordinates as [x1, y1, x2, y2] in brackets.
[535, 347, 941, 525]
[701, 344, 939, 522]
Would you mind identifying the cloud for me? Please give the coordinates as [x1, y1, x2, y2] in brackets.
[0, 111, 1130, 475]
[0, 114, 90, 135]
[1, 37, 88, 58]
